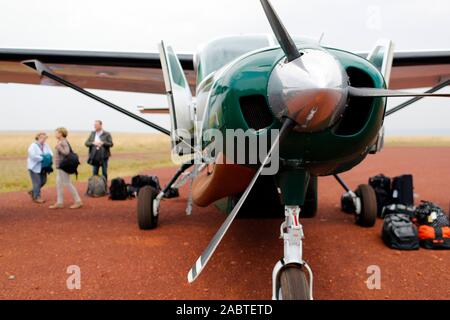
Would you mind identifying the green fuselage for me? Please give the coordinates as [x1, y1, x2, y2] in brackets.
[196, 44, 386, 206]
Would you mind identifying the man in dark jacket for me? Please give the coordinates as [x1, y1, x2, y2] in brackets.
[85, 120, 113, 180]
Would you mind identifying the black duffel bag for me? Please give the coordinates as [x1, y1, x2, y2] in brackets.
[381, 203, 415, 219]
[382, 213, 419, 250]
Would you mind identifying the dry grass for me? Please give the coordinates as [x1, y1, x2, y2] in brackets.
[0, 132, 172, 193]
[1, 132, 449, 193]
[385, 136, 450, 147]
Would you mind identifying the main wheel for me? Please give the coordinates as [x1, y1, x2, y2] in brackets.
[137, 186, 158, 230]
[354, 184, 377, 227]
[301, 176, 318, 218]
[279, 267, 310, 300]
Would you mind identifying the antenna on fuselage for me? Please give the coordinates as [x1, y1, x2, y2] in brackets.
[260, 0, 301, 62]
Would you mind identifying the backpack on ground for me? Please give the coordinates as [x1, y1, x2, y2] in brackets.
[131, 175, 161, 193]
[109, 177, 129, 200]
[86, 175, 107, 197]
[382, 213, 419, 250]
[391, 174, 414, 206]
[369, 174, 392, 217]
[415, 201, 450, 228]
[59, 143, 80, 176]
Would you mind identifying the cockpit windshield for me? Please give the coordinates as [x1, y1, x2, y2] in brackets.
[195, 35, 271, 84]
[195, 35, 317, 85]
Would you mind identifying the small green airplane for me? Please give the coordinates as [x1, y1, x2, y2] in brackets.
[1, 0, 449, 300]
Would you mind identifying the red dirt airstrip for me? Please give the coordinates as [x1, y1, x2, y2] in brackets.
[0, 147, 449, 300]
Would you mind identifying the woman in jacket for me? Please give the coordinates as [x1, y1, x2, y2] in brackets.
[27, 132, 53, 203]
[49, 127, 83, 209]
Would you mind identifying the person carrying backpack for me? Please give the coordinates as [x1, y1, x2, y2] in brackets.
[27, 132, 53, 203]
[49, 127, 83, 210]
[85, 120, 113, 181]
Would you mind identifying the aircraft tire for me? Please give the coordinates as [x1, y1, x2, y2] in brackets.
[137, 186, 158, 230]
[354, 184, 377, 227]
[279, 266, 310, 300]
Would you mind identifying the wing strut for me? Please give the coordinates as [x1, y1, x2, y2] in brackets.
[385, 79, 450, 116]
[22, 59, 171, 136]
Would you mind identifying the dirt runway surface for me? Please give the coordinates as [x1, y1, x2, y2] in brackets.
[0, 147, 449, 300]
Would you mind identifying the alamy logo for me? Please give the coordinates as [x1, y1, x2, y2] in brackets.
[66, 265, 81, 290]
[365, 265, 381, 290]
[366, 5, 383, 31]
[172, 127, 281, 175]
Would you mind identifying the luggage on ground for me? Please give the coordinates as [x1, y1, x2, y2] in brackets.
[164, 187, 179, 199]
[381, 213, 419, 250]
[131, 175, 161, 193]
[381, 203, 415, 219]
[391, 174, 414, 206]
[109, 177, 129, 200]
[86, 175, 107, 197]
[415, 201, 450, 228]
[369, 174, 392, 216]
[415, 200, 450, 249]
[418, 225, 450, 249]
[127, 185, 138, 198]
[59, 143, 80, 176]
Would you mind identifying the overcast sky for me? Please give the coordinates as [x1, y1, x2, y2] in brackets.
[0, 0, 449, 135]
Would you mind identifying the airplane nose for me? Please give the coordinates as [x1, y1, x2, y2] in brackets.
[267, 48, 349, 132]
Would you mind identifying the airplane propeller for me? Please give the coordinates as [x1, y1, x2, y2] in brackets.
[347, 86, 450, 98]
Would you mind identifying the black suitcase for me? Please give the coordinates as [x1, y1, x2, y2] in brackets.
[391, 174, 414, 206]
[369, 174, 392, 217]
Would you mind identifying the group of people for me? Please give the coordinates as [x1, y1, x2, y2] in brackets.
[27, 120, 113, 209]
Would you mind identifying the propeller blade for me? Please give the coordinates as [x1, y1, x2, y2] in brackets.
[260, 0, 301, 62]
[187, 118, 295, 283]
[348, 86, 450, 98]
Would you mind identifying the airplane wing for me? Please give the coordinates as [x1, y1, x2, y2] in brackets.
[0, 48, 449, 93]
[383, 50, 450, 89]
[0, 48, 195, 95]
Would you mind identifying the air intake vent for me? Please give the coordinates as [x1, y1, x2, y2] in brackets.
[334, 67, 375, 135]
[239, 95, 274, 130]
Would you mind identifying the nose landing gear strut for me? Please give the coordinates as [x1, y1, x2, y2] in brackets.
[272, 205, 314, 300]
